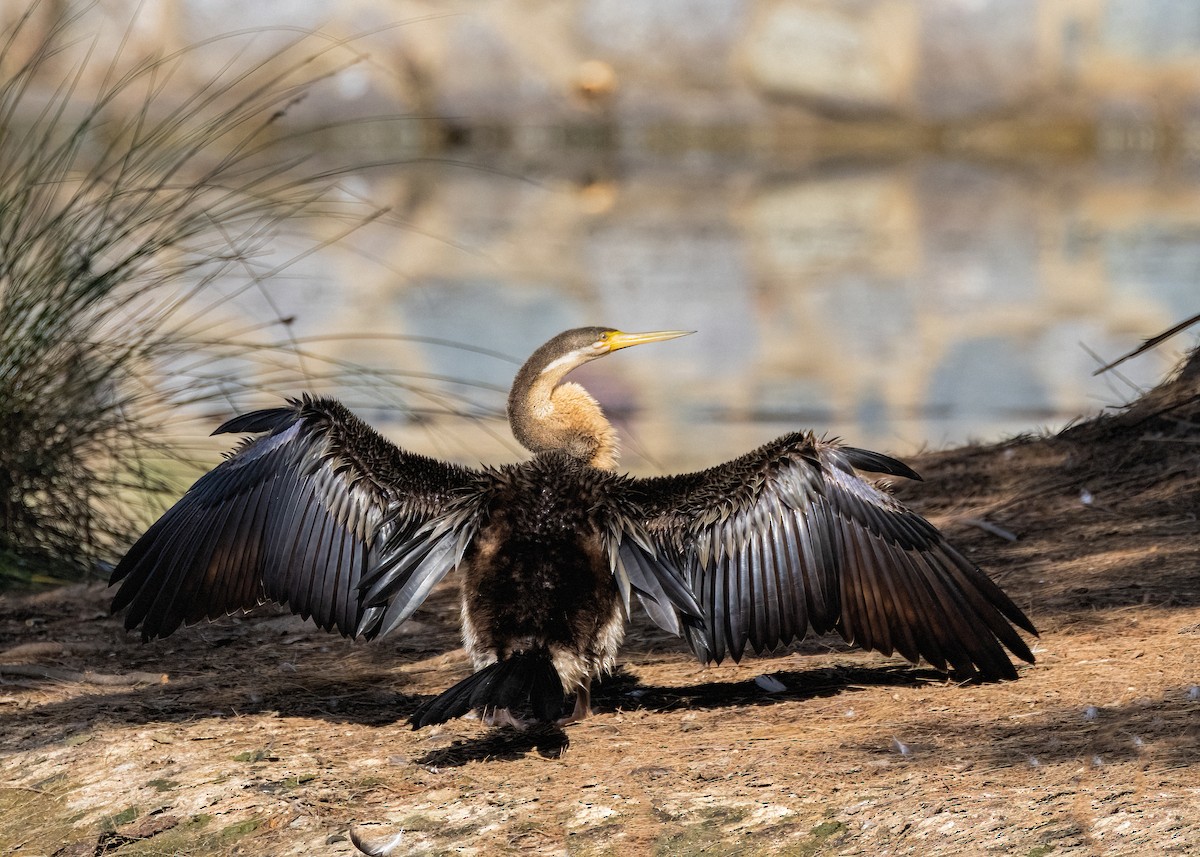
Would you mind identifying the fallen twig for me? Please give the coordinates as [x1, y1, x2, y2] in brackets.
[0, 664, 168, 685]
[959, 517, 1019, 542]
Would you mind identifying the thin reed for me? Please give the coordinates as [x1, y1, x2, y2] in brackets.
[0, 3, 408, 582]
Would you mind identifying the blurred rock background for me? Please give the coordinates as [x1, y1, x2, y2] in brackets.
[6, 0, 1199, 469]
[12, 0, 1200, 150]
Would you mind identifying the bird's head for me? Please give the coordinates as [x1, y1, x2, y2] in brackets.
[508, 327, 693, 468]
[528, 326, 694, 379]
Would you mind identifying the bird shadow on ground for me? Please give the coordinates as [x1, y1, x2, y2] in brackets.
[412, 725, 573, 765]
[592, 663, 947, 715]
[1, 573, 955, 751]
[404, 664, 944, 767]
[0, 582, 951, 760]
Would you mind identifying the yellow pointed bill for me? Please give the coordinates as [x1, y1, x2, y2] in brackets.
[604, 329, 694, 352]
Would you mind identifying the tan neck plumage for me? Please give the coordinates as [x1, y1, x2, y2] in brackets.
[508, 363, 619, 471]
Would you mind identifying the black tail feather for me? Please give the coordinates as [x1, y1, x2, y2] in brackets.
[410, 649, 564, 729]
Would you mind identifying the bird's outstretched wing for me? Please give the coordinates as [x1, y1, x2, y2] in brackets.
[110, 396, 487, 640]
[623, 433, 1037, 680]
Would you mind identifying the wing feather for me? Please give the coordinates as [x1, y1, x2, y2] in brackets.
[796, 501, 834, 631]
[762, 518, 786, 645]
[138, 502, 215, 638]
[837, 521, 877, 651]
[181, 485, 248, 626]
[862, 533, 921, 663]
[193, 477, 262, 625]
[775, 512, 805, 639]
[752, 529, 776, 654]
[299, 497, 334, 622]
[618, 542, 680, 635]
[317, 512, 348, 628]
[110, 396, 485, 640]
[730, 537, 749, 661]
[621, 432, 1037, 679]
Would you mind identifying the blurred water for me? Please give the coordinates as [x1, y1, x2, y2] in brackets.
[208, 153, 1197, 473]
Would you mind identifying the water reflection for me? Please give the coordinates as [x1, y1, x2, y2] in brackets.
[206, 155, 1194, 473]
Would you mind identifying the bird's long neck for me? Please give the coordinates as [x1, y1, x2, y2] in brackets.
[507, 357, 618, 470]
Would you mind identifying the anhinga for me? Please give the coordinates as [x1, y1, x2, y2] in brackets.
[111, 327, 1037, 728]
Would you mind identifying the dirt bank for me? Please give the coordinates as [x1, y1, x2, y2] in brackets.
[2, 353, 1198, 856]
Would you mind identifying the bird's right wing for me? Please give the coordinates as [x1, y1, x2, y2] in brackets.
[623, 433, 1037, 679]
[110, 396, 489, 640]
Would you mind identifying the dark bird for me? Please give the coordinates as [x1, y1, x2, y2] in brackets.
[110, 327, 1037, 728]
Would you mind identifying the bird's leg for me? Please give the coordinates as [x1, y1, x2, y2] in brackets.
[557, 677, 592, 726]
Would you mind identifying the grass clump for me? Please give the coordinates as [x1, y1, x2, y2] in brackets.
[0, 2, 382, 582]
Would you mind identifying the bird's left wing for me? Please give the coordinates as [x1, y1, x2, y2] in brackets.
[622, 433, 1037, 680]
[110, 396, 489, 640]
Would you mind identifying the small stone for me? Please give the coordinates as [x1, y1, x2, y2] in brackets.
[754, 674, 787, 693]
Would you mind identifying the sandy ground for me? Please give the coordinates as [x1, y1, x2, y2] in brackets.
[2, 356, 1199, 856]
